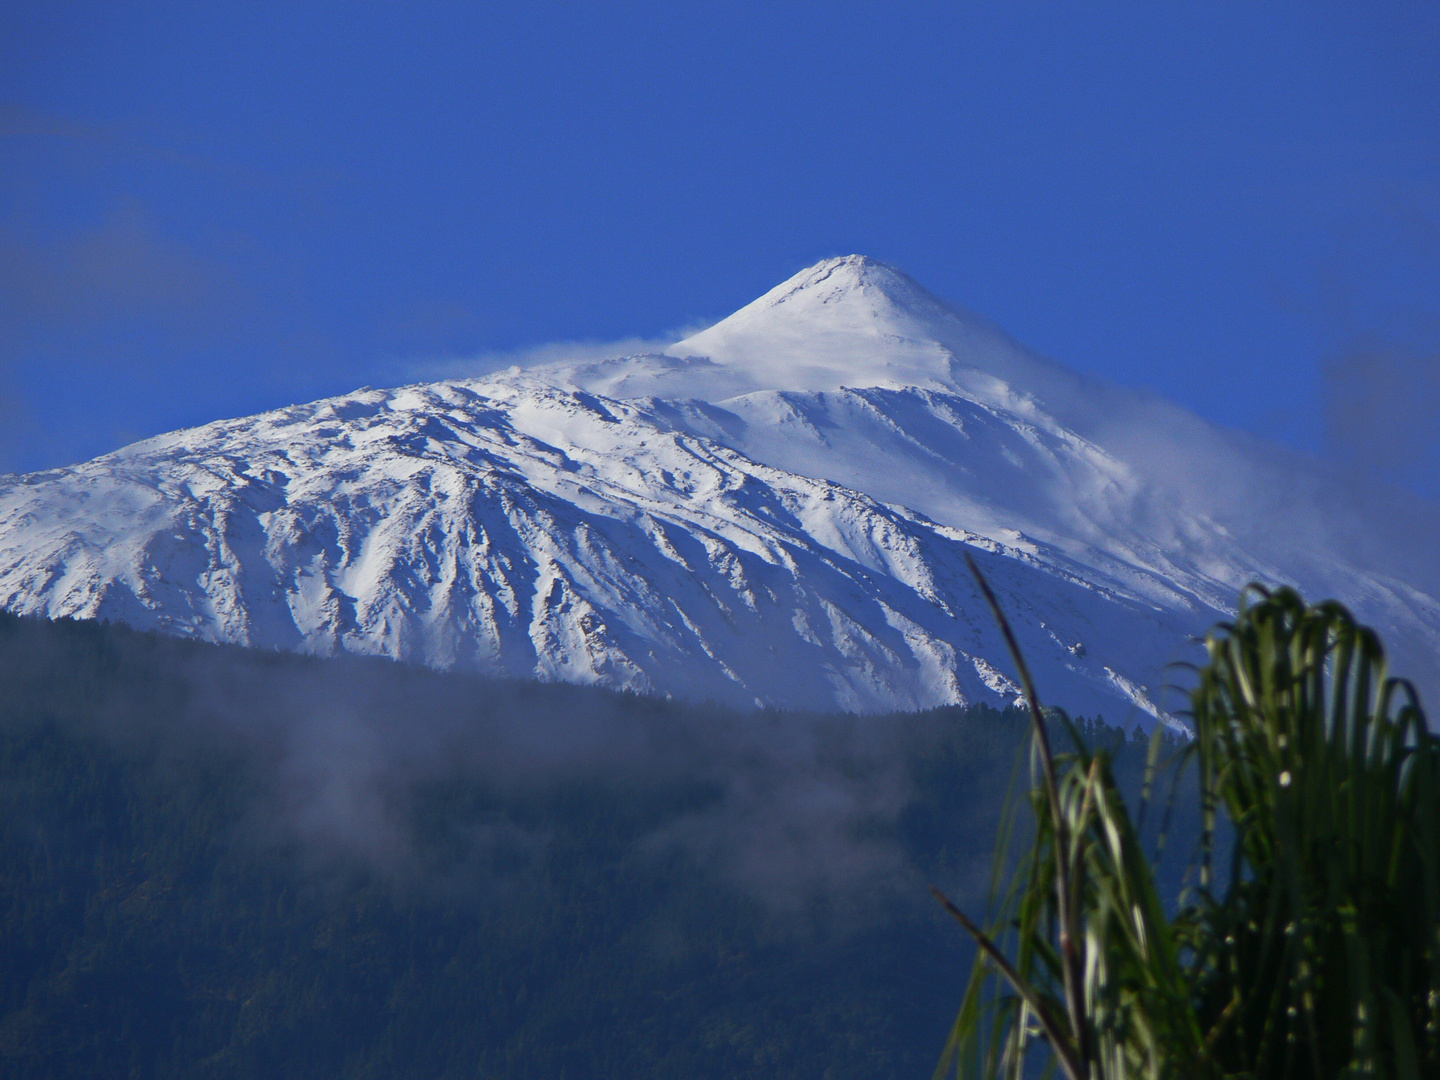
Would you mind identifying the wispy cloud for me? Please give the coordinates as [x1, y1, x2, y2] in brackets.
[402, 332, 702, 384]
[1269, 199, 1440, 502]
[74, 641, 959, 926]
[0, 100, 336, 199]
[1321, 332, 1440, 498]
[0, 201, 250, 469]
[0, 202, 241, 342]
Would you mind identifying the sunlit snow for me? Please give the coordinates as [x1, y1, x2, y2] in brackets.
[2, 256, 1435, 728]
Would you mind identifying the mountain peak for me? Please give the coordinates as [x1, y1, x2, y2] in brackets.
[758, 254, 936, 310]
[683, 254, 954, 336]
[545, 255, 1075, 427]
[665, 255, 989, 397]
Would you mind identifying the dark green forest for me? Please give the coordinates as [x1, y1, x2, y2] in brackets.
[0, 612, 1173, 1078]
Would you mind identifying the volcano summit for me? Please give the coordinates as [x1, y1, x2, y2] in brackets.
[2, 257, 1435, 727]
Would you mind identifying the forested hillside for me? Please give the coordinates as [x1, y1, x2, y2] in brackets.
[0, 613, 1169, 1078]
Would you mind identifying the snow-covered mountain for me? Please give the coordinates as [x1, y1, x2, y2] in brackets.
[2, 256, 1436, 726]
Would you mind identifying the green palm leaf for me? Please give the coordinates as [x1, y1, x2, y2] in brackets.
[937, 570, 1437, 1080]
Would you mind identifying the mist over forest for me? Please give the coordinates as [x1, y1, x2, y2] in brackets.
[0, 611, 1185, 1078]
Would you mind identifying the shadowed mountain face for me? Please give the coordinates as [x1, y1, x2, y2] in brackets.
[1, 256, 1435, 724]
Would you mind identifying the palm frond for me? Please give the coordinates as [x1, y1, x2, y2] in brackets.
[937, 572, 1437, 1080]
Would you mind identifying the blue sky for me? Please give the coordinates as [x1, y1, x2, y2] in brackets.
[2, 2, 1437, 494]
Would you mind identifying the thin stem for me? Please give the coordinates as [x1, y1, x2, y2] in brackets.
[932, 886, 1086, 1080]
[966, 553, 1092, 1077]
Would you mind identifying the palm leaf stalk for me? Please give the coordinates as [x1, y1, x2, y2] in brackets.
[935, 566, 1438, 1080]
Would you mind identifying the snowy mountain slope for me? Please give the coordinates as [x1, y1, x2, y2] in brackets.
[545, 256, 1440, 700]
[0, 255, 1434, 723]
[0, 379, 1194, 724]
